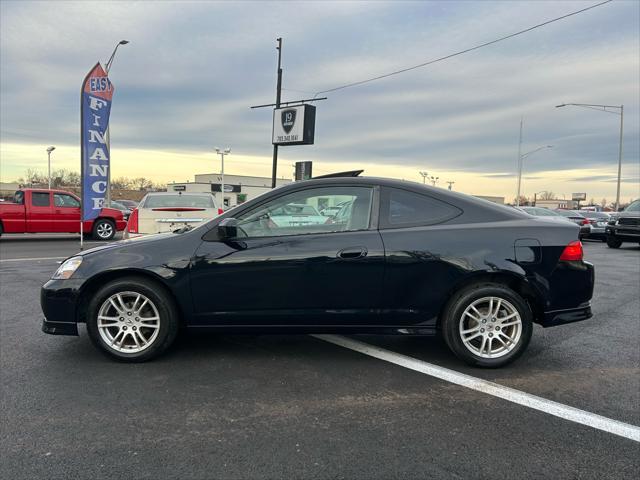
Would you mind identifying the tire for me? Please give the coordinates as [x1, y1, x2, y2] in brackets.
[606, 235, 622, 249]
[0, 222, 3, 237]
[93, 218, 115, 240]
[441, 283, 533, 368]
[86, 277, 179, 362]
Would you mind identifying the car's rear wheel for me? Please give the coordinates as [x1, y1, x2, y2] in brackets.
[86, 277, 179, 362]
[93, 218, 116, 240]
[606, 235, 622, 249]
[441, 283, 532, 368]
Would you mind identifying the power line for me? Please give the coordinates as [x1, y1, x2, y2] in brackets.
[313, 0, 612, 96]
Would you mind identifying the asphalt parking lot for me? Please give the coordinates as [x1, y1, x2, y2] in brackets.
[1, 235, 638, 479]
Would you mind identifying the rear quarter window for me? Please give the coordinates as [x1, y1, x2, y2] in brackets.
[380, 187, 462, 229]
[31, 192, 50, 207]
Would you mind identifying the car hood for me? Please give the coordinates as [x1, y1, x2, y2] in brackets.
[76, 232, 175, 257]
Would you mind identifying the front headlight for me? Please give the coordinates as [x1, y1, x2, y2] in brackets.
[52, 256, 83, 280]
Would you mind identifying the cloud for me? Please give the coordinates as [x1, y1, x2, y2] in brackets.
[1, 0, 638, 203]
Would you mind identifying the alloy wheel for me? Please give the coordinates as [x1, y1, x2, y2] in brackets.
[97, 291, 160, 353]
[96, 222, 114, 239]
[458, 296, 522, 359]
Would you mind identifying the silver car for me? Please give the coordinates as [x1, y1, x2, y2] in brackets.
[579, 211, 611, 241]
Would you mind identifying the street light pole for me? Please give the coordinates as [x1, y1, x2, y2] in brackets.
[430, 176, 439, 187]
[104, 40, 129, 207]
[555, 103, 624, 211]
[516, 118, 523, 206]
[46, 146, 55, 189]
[419, 171, 429, 184]
[215, 147, 231, 210]
[516, 144, 553, 206]
[446, 181, 455, 190]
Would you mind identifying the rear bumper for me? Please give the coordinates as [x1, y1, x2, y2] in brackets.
[541, 303, 592, 328]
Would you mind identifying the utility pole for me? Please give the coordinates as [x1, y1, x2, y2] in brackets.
[271, 38, 283, 189]
[446, 181, 455, 190]
[419, 171, 428, 184]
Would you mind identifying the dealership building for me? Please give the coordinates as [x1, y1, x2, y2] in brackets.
[167, 173, 292, 209]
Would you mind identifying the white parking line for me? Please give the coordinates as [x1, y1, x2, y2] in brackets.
[0, 256, 66, 263]
[313, 334, 640, 443]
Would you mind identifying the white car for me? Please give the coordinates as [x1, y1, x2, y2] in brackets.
[269, 203, 328, 227]
[125, 192, 221, 237]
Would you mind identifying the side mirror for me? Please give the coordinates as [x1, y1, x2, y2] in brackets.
[217, 217, 238, 240]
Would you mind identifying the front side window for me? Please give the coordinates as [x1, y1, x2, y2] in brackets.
[380, 187, 461, 228]
[31, 192, 50, 207]
[235, 186, 373, 238]
[54, 193, 80, 208]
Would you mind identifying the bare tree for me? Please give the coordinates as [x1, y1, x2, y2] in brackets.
[131, 177, 153, 191]
[513, 195, 530, 206]
[539, 191, 555, 200]
[18, 169, 46, 186]
[112, 177, 132, 189]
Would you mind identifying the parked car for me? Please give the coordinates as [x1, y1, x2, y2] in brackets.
[320, 206, 342, 218]
[554, 209, 591, 239]
[605, 199, 640, 248]
[0, 189, 126, 240]
[269, 203, 328, 227]
[578, 211, 611, 241]
[110, 201, 132, 221]
[125, 192, 221, 237]
[118, 199, 138, 210]
[517, 207, 577, 225]
[42, 176, 594, 367]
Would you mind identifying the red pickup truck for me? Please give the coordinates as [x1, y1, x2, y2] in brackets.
[0, 189, 126, 240]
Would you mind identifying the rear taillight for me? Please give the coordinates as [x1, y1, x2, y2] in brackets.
[217, 208, 224, 215]
[559, 240, 583, 262]
[580, 219, 589, 225]
[126, 208, 139, 234]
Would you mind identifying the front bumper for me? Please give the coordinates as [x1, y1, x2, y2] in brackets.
[606, 225, 640, 241]
[541, 303, 592, 328]
[42, 319, 78, 335]
[41, 278, 84, 336]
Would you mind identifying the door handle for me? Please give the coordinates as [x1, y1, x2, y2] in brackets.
[337, 246, 368, 259]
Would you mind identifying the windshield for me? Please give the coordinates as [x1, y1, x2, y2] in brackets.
[625, 200, 640, 212]
[142, 194, 215, 209]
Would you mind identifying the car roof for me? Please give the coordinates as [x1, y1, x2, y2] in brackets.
[275, 176, 525, 221]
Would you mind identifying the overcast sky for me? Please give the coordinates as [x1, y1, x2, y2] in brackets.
[1, 0, 638, 202]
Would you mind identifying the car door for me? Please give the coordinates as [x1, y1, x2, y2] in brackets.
[27, 191, 53, 232]
[52, 193, 81, 232]
[190, 184, 386, 326]
[378, 186, 463, 327]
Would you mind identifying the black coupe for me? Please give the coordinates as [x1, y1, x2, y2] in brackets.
[42, 176, 594, 367]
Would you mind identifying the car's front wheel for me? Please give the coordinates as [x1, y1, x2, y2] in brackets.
[606, 235, 622, 249]
[441, 283, 532, 368]
[86, 277, 179, 362]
